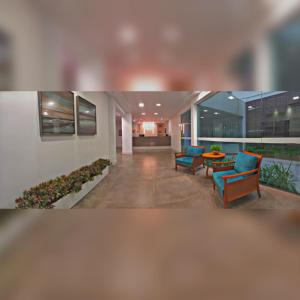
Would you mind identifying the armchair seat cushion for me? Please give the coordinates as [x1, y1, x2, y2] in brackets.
[234, 152, 258, 174]
[176, 156, 193, 167]
[185, 146, 204, 157]
[213, 170, 245, 194]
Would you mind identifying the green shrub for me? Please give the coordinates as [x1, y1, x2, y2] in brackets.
[210, 145, 222, 152]
[260, 162, 298, 194]
[15, 159, 111, 209]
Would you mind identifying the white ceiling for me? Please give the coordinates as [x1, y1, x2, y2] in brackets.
[111, 91, 192, 122]
[31, 0, 271, 89]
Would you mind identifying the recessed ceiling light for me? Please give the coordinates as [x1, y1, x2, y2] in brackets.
[214, 112, 220, 115]
[141, 112, 146, 115]
[248, 106, 254, 109]
[118, 25, 138, 45]
[228, 96, 234, 100]
[43, 111, 48, 116]
[48, 101, 55, 106]
[200, 116, 204, 119]
[203, 109, 208, 112]
[293, 96, 299, 100]
[156, 103, 161, 107]
[139, 102, 144, 107]
[154, 112, 158, 115]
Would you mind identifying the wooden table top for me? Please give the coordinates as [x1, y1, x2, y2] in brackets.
[202, 152, 226, 159]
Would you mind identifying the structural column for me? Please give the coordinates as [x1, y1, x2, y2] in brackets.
[191, 103, 198, 146]
[122, 113, 133, 154]
[107, 97, 117, 165]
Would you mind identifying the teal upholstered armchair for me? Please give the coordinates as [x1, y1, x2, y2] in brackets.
[175, 146, 205, 175]
[212, 151, 263, 208]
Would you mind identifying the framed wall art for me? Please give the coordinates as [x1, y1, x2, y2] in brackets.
[76, 96, 97, 135]
[38, 91, 75, 135]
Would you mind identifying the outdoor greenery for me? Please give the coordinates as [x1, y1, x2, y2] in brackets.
[246, 144, 300, 161]
[260, 162, 298, 194]
[210, 145, 222, 152]
[15, 158, 111, 209]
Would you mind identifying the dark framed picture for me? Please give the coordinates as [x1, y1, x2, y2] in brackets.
[76, 96, 97, 135]
[38, 91, 75, 135]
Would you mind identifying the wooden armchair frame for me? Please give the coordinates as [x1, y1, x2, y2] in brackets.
[212, 151, 263, 208]
[175, 146, 205, 175]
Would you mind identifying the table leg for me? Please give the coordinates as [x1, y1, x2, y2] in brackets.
[206, 166, 209, 177]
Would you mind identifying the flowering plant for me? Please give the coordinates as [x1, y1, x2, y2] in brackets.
[15, 159, 111, 208]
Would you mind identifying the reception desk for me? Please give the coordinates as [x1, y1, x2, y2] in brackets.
[133, 136, 171, 147]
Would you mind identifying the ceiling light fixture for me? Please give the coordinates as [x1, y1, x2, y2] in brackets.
[293, 96, 299, 100]
[203, 109, 208, 112]
[139, 102, 144, 107]
[141, 112, 146, 115]
[118, 25, 138, 45]
[156, 103, 162, 107]
[228, 96, 234, 100]
[214, 112, 220, 115]
[154, 112, 158, 115]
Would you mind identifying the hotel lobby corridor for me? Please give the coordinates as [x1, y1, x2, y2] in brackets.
[76, 150, 300, 209]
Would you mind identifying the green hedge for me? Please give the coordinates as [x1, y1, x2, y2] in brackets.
[16, 158, 111, 209]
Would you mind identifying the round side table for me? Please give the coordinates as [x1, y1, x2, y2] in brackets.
[202, 152, 226, 176]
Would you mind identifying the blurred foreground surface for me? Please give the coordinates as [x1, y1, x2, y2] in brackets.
[0, 210, 300, 299]
[1, 0, 300, 90]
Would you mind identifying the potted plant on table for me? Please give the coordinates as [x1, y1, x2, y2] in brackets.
[210, 145, 222, 155]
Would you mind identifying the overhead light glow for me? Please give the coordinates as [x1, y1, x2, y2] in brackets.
[200, 116, 204, 119]
[141, 112, 146, 115]
[48, 101, 55, 106]
[128, 75, 166, 91]
[43, 111, 49, 116]
[214, 112, 220, 115]
[228, 96, 234, 100]
[293, 96, 299, 100]
[139, 102, 144, 107]
[118, 25, 138, 45]
[154, 112, 158, 115]
[156, 103, 161, 107]
[203, 109, 208, 112]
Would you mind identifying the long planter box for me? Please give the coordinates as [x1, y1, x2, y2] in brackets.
[53, 166, 109, 209]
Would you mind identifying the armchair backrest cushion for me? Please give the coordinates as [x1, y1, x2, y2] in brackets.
[186, 146, 204, 157]
[235, 152, 258, 174]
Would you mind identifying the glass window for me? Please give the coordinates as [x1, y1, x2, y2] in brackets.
[196, 91, 300, 195]
[245, 143, 300, 162]
[180, 109, 191, 138]
[197, 92, 244, 138]
[246, 91, 300, 137]
[180, 109, 191, 152]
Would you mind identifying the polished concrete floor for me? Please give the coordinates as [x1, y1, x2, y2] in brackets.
[75, 150, 300, 209]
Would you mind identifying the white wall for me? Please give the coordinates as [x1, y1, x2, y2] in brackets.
[122, 113, 133, 154]
[0, 91, 116, 208]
